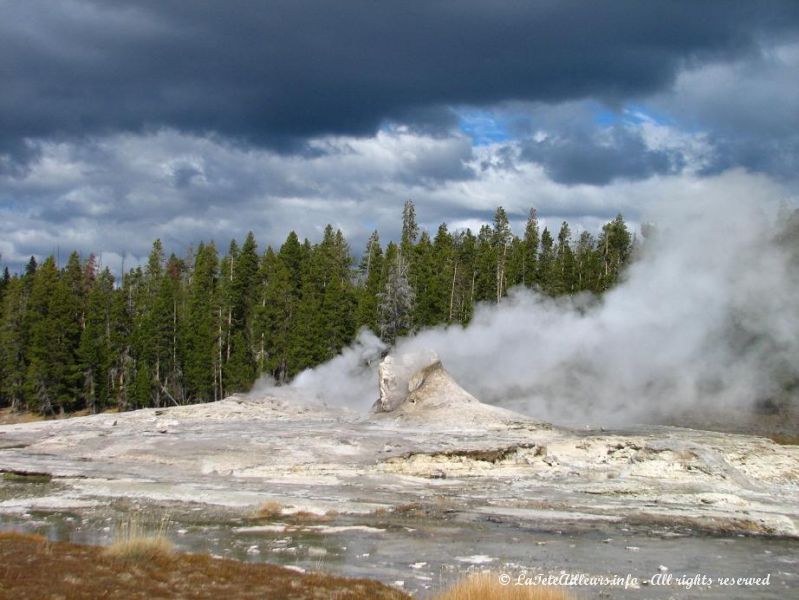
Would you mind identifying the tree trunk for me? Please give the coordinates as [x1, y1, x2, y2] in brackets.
[155, 357, 161, 408]
[448, 263, 457, 323]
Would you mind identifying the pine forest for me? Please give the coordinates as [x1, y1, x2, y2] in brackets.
[0, 202, 635, 415]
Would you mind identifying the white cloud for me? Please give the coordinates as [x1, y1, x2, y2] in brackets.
[0, 127, 795, 274]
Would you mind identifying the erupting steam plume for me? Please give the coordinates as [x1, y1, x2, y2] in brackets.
[259, 171, 799, 426]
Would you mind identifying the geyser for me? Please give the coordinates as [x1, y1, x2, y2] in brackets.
[259, 171, 799, 427]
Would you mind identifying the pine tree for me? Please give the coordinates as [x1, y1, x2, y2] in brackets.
[574, 231, 599, 292]
[522, 208, 540, 287]
[278, 231, 305, 292]
[0, 276, 28, 410]
[286, 226, 357, 369]
[24, 257, 62, 414]
[262, 232, 307, 381]
[355, 231, 384, 333]
[378, 242, 415, 344]
[401, 199, 419, 249]
[252, 248, 281, 378]
[217, 239, 239, 396]
[184, 242, 219, 402]
[81, 254, 97, 326]
[411, 231, 437, 327]
[24, 256, 37, 281]
[288, 244, 325, 374]
[454, 229, 478, 323]
[0, 267, 9, 304]
[505, 237, 523, 289]
[537, 227, 556, 294]
[55, 252, 86, 410]
[554, 221, 577, 295]
[155, 254, 185, 405]
[109, 272, 134, 410]
[323, 229, 357, 355]
[133, 359, 151, 409]
[135, 241, 176, 407]
[79, 268, 115, 412]
[597, 214, 632, 291]
[431, 223, 456, 324]
[492, 206, 513, 302]
[473, 225, 495, 303]
[256, 246, 294, 381]
[223, 232, 258, 393]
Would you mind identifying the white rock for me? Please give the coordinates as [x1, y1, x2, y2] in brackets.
[284, 565, 305, 573]
[455, 555, 495, 564]
[372, 352, 538, 428]
[375, 351, 439, 412]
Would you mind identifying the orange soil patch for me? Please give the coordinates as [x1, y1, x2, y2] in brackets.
[0, 531, 409, 600]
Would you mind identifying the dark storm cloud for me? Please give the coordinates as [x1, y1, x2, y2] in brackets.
[701, 136, 799, 180]
[2, 0, 797, 156]
[521, 125, 680, 185]
[650, 42, 799, 181]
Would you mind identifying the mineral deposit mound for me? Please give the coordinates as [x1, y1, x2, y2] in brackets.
[372, 351, 545, 429]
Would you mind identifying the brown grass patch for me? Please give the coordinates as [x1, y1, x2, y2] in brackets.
[254, 500, 283, 519]
[286, 510, 335, 524]
[0, 534, 408, 599]
[0, 530, 48, 544]
[392, 502, 423, 514]
[434, 573, 574, 600]
[253, 502, 338, 524]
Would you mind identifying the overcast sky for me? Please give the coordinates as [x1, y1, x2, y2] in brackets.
[1, 0, 798, 273]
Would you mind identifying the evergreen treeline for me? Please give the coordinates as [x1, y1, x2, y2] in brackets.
[0, 203, 633, 414]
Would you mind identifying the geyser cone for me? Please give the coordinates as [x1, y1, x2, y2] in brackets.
[372, 351, 547, 429]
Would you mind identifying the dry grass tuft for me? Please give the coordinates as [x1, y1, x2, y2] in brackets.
[392, 502, 422, 514]
[0, 531, 49, 544]
[104, 535, 174, 563]
[434, 573, 574, 600]
[254, 500, 283, 519]
[287, 510, 335, 524]
[103, 513, 173, 564]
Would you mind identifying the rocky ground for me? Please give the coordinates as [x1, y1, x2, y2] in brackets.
[0, 357, 797, 597]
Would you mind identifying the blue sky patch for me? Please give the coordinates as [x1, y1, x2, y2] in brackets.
[455, 108, 512, 145]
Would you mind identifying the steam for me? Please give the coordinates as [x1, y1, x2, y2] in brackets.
[257, 171, 799, 425]
[248, 329, 386, 411]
